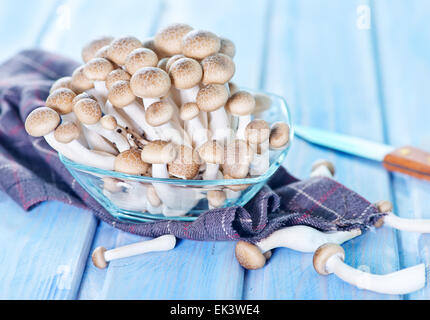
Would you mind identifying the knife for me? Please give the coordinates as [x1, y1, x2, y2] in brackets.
[294, 125, 430, 181]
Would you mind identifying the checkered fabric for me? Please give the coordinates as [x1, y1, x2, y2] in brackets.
[0, 50, 385, 241]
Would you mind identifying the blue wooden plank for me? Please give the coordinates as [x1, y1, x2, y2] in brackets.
[96, 0, 270, 300]
[0, 195, 96, 299]
[243, 0, 400, 300]
[0, 0, 60, 62]
[372, 0, 430, 300]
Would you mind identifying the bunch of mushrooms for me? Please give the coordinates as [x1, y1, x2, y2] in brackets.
[25, 23, 290, 216]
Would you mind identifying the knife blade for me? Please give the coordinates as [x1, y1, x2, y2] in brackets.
[294, 125, 430, 181]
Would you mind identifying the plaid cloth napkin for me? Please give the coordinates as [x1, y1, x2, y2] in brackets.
[0, 50, 385, 242]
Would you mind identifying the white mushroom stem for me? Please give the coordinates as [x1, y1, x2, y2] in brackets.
[209, 107, 232, 142]
[104, 101, 134, 129]
[44, 132, 115, 170]
[203, 163, 220, 181]
[82, 126, 118, 155]
[84, 122, 130, 153]
[257, 226, 361, 254]
[156, 121, 191, 147]
[250, 141, 270, 176]
[93, 81, 109, 101]
[118, 101, 159, 141]
[61, 114, 88, 147]
[311, 165, 333, 178]
[325, 254, 425, 295]
[236, 115, 252, 141]
[382, 213, 430, 234]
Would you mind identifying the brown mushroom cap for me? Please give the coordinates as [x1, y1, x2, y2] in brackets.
[196, 84, 229, 112]
[165, 54, 185, 73]
[46, 88, 76, 115]
[245, 120, 271, 145]
[313, 243, 345, 276]
[73, 98, 102, 125]
[169, 58, 203, 90]
[168, 145, 201, 179]
[219, 37, 236, 58]
[108, 36, 142, 66]
[147, 185, 162, 207]
[180, 102, 200, 121]
[108, 80, 136, 108]
[198, 140, 224, 164]
[207, 190, 226, 208]
[94, 45, 111, 60]
[154, 23, 194, 56]
[235, 241, 266, 270]
[50, 77, 75, 94]
[71, 66, 94, 92]
[201, 53, 236, 85]
[141, 140, 178, 165]
[54, 121, 81, 144]
[225, 91, 256, 116]
[157, 57, 169, 71]
[115, 149, 149, 175]
[100, 115, 118, 131]
[224, 173, 251, 191]
[92, 246, 108, 269]
[25, 107, 60, 137]
[223, 140, 254, 179]
[105, 69, 131, 91]
[130, 67, 171, 99]
[269, 122, 290, 149]
[228, 82, 240, 96]
[253, 93, 272, 115]
[82, 36, 114, 63]
[311, 159, 336, 177]
[145, 101, 174, 127]
[375, 200, 393, 213]
[125, 48, 159, 75]
[84, 58, 114, 81]
[182, 30, 221, 60]
[72, 92, 96, 106]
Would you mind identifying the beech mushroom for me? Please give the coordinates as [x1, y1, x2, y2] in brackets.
[207, 190, 226, 209]
[311, 159, 336, 178]
[235, 227, 362, 270]
[167, 145, 200, 180]
[198, 140, 224, 180]
[92, 235, 176, 269]
[25, 107, 115, 170]
[182, 30, 221, 60]
[313, 243, 425, 294]
[228, 82, 240, 96]
[223, 140, 254, 179]
[269, 122, 290, 150]
[84, 57, 115, 103]
[225, 91, 256, 140]
[245, 120, 271, 176]
[74, 98, 130, 152]
[46, 88, 76, 120]
[124, 48, 159, 75]
[82, 36, 114, 63]
[147, 185, 162, 208]
[253, 93, 272, 119]
[219, 37, 236, 59]
[154, 23, 194, 57]
[107, 36, 142, 66]
[201, 53, 235, 86]
[50, 76, 75, 94]
[71, 65, 98, 98]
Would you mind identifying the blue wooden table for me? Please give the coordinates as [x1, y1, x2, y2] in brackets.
[1, 0, 430, 300]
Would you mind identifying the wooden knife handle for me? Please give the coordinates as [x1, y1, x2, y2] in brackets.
[383, 146, 430, 181]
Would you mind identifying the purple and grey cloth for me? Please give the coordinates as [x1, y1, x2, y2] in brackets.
[0, 50, 385, 242]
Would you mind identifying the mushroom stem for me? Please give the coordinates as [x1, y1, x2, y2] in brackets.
[257, 226, 361, 254]
[104, 101, 135, 129]
[82, 126, 118, 155]
[325, 252, 425, 294]
[382, 213, 430, 234]
[121, 101, 159, 141]
[92, 235, 176, 269]
[84, 122, 130, 153]
[203, 163, 219, 180]
[250, 141, 270, 176]
[209, 107, 232, 142]
[236, 115, 252, 140]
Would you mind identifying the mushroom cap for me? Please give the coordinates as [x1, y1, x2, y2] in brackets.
[125, 48, 159, 75]
[94, 45, 111, 60]
[182, 30, 221, 60]
[46, 88, 76, 115]
[108, 36, 142, 66]
[375, 200, 393, 213]
[115, 149, 149, 175]
[141, 140, 178, 164]
[223, 140, 254, 179]
[154, 23, 194, 56]
[225, 91, 256, 116]
[245, 120, 271, 145]
[253, 93, 272, 115]
[50, 77, 75, 94]
[207, 190, 226, 208]
[201, 53, 236, 85]
[73, 98, 102, 125]
[100, 115, 118, 131]
[84, 58, 114, 81]
[92, 246, 108, 269]
[169, 58, 203, 90]
[165, 54, 185, 73]
[145, 101, 175, 127]
[235, 241, 266, 270]
[105, 69, 131, 91]
[311, 159, 336, 177]
[25, 107, 60, 137]
[180, 102, 200, 121]
[82, 36, 114, 63]
[313, 243, 345, 276]
[108, 80, 136, 108]
[102, 177, 123, 193]
[72, 92, 96, 106]
[196, 84, 229, 112]
[130, 67, 171, 99]
[147, 185, 162, 207]
[54, 121, 80, 144]
[71, 66, 94, 92]
[168, 145, 201, 179]
[198, 140, 224, 164]
[228, 82, 240, 96]
[269, 122, 290, 149]
[142, 37, 157, 52]
[219, 37, 236, 58]
[157, 57, 169, 71]
[224, 173, 251, 191]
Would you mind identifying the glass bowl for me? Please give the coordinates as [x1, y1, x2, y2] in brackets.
[60, 90, 293, 223]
